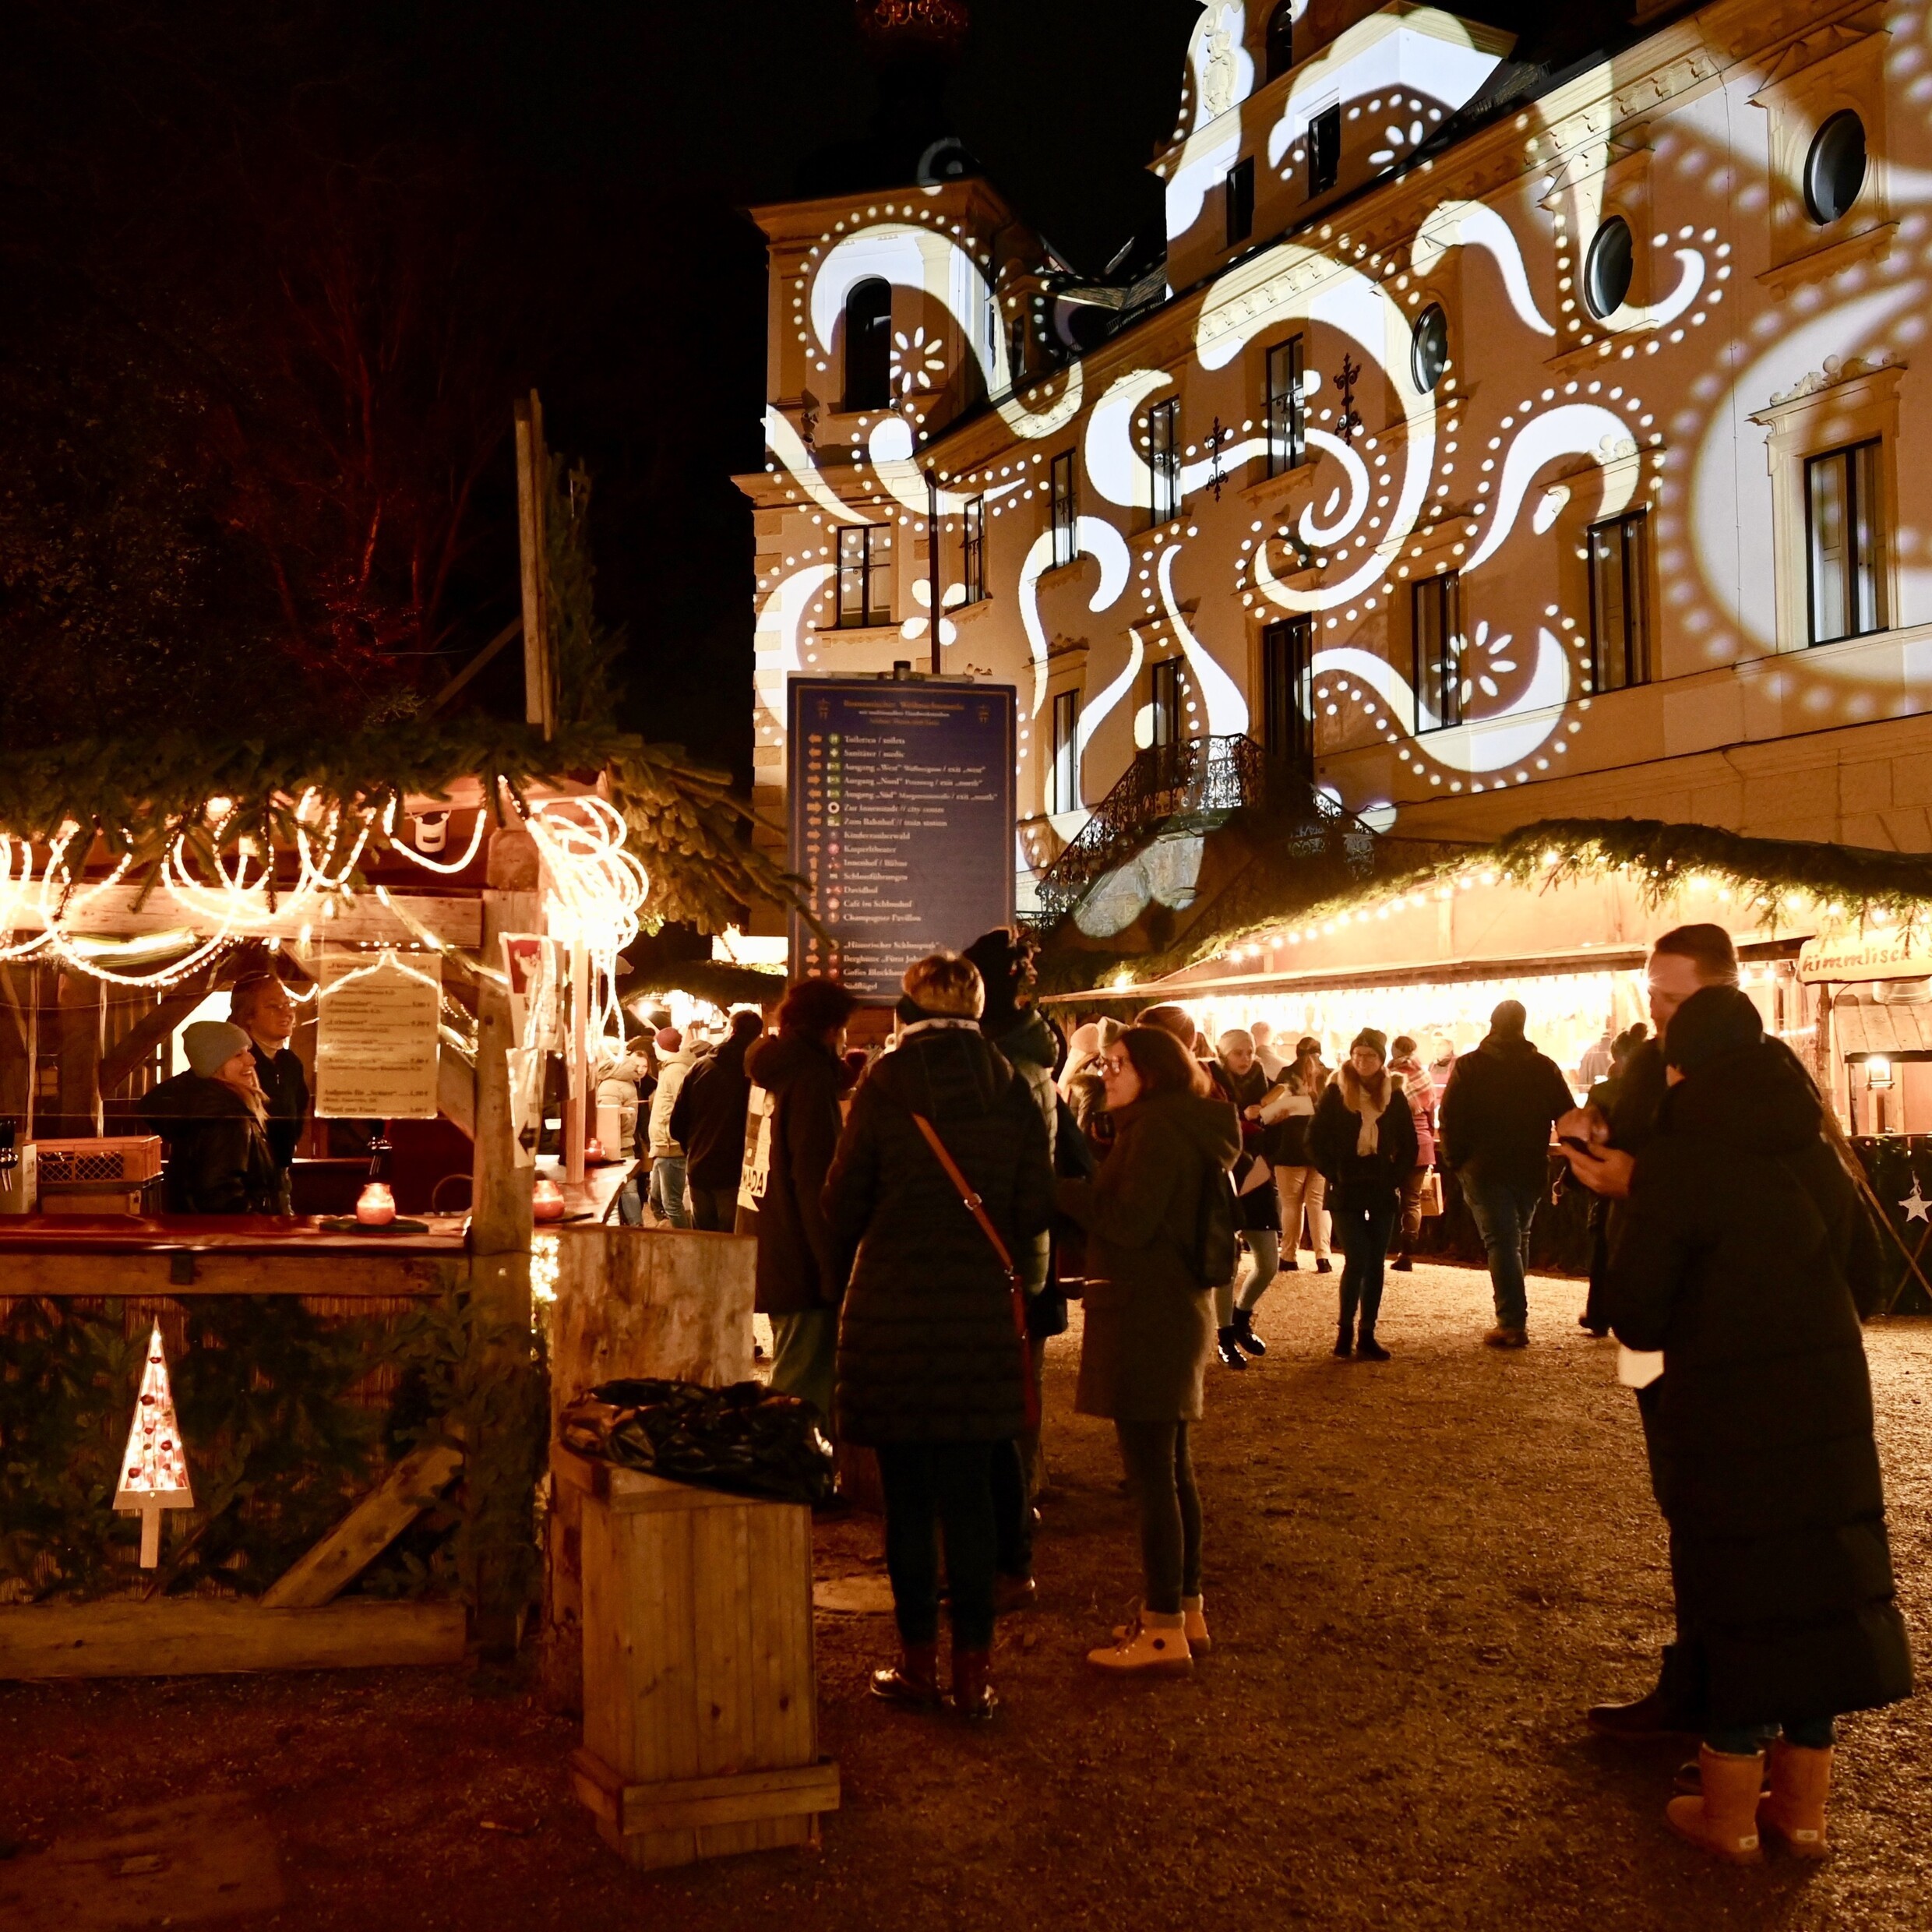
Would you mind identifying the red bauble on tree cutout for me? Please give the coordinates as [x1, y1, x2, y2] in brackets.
[115, 1322, 196, 1567]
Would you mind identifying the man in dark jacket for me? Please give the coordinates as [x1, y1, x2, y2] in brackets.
[670, 1007, 765, 1231]
[1437, 999, 1574, 1346]
[1604, 985, 1907, 1860]
[825, 950, 1053, 1721]
[746, 978, 858, 1423]
[229, 973, 308, 1208]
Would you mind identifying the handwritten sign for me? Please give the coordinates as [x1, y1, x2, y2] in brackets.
[788, 678, 1016, 1001]
[315, 950, 442, 1119]
[1797, 930, 1932, 985]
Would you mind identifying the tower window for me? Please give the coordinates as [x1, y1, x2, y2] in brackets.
[836, 525, 891, 627]
[842, 277, 893, 411]
[1266, 2, 1295, 81]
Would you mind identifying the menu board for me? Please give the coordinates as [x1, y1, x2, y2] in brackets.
[788, 678, 1015, 1001]
[314, 950, 443, 1119]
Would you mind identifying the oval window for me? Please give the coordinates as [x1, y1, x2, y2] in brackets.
[1584, 216, 1634, 320]
[1804, 110, 1867, 224]
[1411, 304, 1449, 393]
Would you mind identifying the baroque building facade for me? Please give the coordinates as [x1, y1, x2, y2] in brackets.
[738, 0, 1932, 947]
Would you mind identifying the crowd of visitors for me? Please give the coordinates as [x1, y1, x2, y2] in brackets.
[592, 917, 1909, 1863]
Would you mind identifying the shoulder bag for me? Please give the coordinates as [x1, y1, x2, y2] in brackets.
[910, 1112, 1041, 1431]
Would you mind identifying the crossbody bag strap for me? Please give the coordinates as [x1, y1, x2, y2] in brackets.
[910, 1111, 1017, 1282]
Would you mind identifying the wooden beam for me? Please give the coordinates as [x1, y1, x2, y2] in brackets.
[262, 1442, 465, 1608]
[98, 975, 220, 1095]
[425, 615, 523, 716]
[570, 1748, 840, 1837]
[0, 887, 481, 948]
[0, 1599, 466, 1678]
[0, 1249, 455, 1299]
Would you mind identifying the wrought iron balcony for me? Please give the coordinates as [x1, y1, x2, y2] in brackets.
[1032, 734, 1338, 929]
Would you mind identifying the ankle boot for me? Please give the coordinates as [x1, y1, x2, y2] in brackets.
[869, 1641, 942, 1708]
[1665, 1747, 1766, 1863]
[1391, 1253, 1413, 1271]
[1356, 1331, 1391, 1362]
[1332, 1324, 1352, 1359]
[952, 1647, 998, 1721]
[1758, 1740, 1833, 1857]
[1088, 1608, 1192, 1676]
[1215, 1326, 1248, 1370]
[1231, 1307, 1267, 1356]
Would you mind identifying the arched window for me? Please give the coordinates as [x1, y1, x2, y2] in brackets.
[843, 277, 893, 411]
[1266, 2, 1295, 81]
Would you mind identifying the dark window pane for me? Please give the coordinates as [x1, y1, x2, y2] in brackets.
[1266, 2, 1295, 80]
[1804, 111, 1867, 225]
[1309, 105, 1341, 195]
[1225, 157, 1255, 246]
[1266, 337, 1305, 475]
[843, 278, 893, 411]
[1584, 218, 1633, 320]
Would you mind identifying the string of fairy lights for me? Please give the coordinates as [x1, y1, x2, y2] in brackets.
[0, 786, 650, 1024]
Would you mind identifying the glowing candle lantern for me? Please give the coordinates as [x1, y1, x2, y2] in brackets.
[355, 1180, 397, 1226]
[115, 1323, 195, 1568]
[532, 1175, 568, 1223]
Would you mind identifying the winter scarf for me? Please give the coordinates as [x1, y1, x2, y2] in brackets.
[1339, 1063, 1391, 1156]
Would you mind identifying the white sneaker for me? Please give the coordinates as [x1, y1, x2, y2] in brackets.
[1088, 1609, 1193, 1676]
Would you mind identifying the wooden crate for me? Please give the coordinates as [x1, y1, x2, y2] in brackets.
[571, 1454, 836, 1870]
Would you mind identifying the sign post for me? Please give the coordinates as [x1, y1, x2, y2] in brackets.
[787, 678, 1016, 1000]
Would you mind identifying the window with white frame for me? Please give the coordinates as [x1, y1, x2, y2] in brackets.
[1806, 439, 1887, 644]
[1149, 400, 1181, 524]
[1049, 689, 1080, 814]
[961, 495, 986, 605]
[1265, 337, 1304, 475]
[836, 525, 891, 628]
[1050, 450, 1078, 568]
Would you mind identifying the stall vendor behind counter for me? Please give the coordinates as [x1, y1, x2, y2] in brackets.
[231, 973, 310, 1204]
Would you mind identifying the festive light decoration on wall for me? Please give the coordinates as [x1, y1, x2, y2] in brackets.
[115, 1323, 194, 1568]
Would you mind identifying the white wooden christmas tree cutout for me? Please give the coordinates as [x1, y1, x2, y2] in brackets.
[115, 1322, 195, 1567]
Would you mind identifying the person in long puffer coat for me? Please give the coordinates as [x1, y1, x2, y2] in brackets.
[1605, 985, 1911, 1863]
[825, 952, 1052, 1722]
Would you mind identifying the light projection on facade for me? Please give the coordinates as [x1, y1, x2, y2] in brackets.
[744, 0, 1932, 915]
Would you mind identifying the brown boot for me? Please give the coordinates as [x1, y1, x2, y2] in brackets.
[1758, 1740, 1833, 1858]
[952, 1648, 998, 1721]
[869, 1641, 941, 1708]
[1665, 1747, 1765, 1863]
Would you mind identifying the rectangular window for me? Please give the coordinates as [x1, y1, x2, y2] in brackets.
[1050, 450, 1078, 569]
[1265, 336, 1305, 476]
[1260, 618, 1315, 772]
[1308, 104, 1341, 196]
[1049, 689, 1080, 814]
[1149, 400, 1182, 525]
[1224, 157, 1255, 248]
[1149, 658, 1181, 748]
[1412, 572, 1461, 730]
[1588, 510, 1651, 692]
[836, 525, 891, 628]
[1806, 439, 1886, 644]
[962, 495, 986, 605]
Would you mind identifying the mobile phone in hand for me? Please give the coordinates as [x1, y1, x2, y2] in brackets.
[1558, 1133, 1600, 1157]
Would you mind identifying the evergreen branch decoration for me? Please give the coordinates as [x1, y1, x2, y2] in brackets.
[0, 721, 808, 936]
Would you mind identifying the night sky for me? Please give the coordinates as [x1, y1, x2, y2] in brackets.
[0, 2, 1196, 777]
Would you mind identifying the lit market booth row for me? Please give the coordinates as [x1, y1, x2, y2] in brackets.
[0, 731, 795, 1685]
[1049, 820, 1932, 1303]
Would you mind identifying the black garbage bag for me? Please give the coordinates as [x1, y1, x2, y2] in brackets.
[559, 1377, 835, 1507]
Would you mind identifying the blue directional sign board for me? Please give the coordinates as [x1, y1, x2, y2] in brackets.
[788, 678, 1017, 1002]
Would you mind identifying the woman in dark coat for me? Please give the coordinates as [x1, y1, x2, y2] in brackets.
[1208, 1028, 1283, 1367]
[1606, 985, 1910, 1863]
[136, 1021, 282, 1215]
[1056, 1024, 1239, 1677]
[746, 977, 858, 1426]
[1309, 1028, 1417, 1362]
[824, 952, 1053, 1720]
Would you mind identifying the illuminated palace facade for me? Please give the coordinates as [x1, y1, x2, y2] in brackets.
[739, 0, 1932, 940]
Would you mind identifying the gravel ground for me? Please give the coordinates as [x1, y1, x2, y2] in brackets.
[2, 1259, 1927, 1930]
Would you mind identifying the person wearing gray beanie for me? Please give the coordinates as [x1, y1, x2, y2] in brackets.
[136, 1021, 280, 1215]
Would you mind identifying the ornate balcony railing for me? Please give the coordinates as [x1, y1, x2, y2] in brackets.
[1031, 735, 1288, 928]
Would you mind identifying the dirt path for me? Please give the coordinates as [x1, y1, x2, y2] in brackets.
[2, 1260, 1927, 1930]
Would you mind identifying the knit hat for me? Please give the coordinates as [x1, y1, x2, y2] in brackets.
[1663, 985, 1762, 1076]
[1349, 1027, 1388, 1061]
[185, 1020, 252, 1078]
[654, 1026, 683, 1052]
[1490, 999, 1527, 1038]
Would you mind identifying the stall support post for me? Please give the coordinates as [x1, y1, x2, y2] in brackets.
[471, 866, 541, 1655]
[55, 968, 104, 1137]
[566, 939, 588, 1188]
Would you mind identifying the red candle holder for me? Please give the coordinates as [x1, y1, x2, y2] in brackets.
[355, 1180, 397, 1227]
[532, 1175, 568, 1223]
